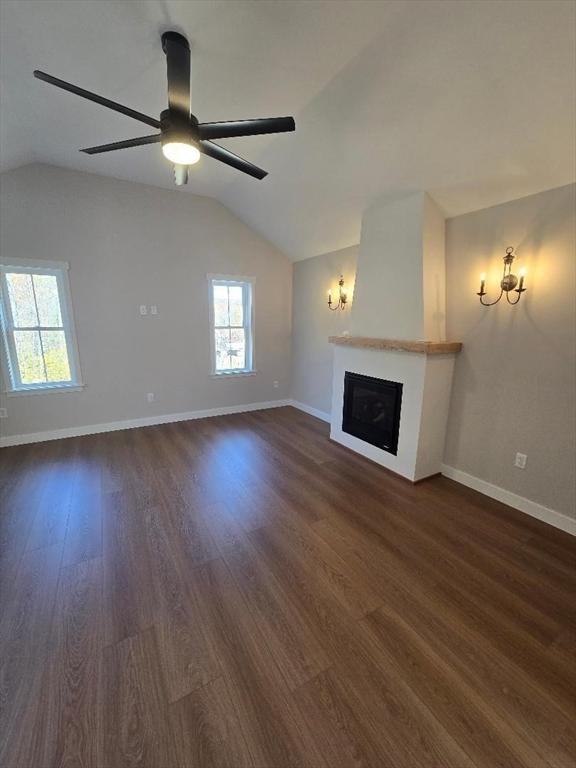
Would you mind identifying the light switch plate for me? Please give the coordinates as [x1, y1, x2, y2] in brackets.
[514, 452, 527, 469]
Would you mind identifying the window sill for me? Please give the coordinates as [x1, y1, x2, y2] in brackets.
[7, 383, 84, 397]
[210, 370, 257, 379]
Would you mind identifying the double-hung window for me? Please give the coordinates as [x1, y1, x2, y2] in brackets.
[209, 276, 254, 375]
[0, 259, 82, 393]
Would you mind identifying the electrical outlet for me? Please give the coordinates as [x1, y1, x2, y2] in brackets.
[147, 392, 155, 403]
[140, 305, 148, 316]
[514, 452, 527, 469]
[150, 305, 158, 315]
[0, 407, 7, 418]
[273, 380, 279, 388]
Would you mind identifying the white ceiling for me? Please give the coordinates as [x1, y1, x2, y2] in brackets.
[1, 0, 575, 260]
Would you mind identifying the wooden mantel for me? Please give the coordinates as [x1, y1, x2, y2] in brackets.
[328, 336, 462, 355]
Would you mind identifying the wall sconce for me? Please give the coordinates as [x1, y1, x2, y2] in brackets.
[328, 275, 347, 310]
[477, 246, 527, 306]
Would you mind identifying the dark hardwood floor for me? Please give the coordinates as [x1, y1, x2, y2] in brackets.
[1, 406, 575, 768]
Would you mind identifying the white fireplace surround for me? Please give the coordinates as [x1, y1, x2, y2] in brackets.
[330, 343, 457, 481]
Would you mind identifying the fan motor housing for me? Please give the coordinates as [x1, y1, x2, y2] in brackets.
[160, 109, 199, 147]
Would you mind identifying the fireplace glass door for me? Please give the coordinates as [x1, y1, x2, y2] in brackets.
[342, 371, 403, 455]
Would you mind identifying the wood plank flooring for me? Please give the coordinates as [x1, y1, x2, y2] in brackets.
[1, 406, 575, 767]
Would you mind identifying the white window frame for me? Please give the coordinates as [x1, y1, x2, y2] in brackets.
[208, 274, 255, 377]
[0, 258, 83, 395]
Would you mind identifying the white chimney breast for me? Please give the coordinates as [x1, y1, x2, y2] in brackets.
[422, 194, 446, 342]
[329, 189, 460, 481]
[350, 191, 446, 341]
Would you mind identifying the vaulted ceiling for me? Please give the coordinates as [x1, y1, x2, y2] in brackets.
[1, 0, 574, 260]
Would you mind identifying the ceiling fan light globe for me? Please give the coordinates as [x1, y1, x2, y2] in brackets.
[161, 141, 200, 165]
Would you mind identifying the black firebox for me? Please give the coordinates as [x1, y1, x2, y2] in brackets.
[342, 371, 403, 455]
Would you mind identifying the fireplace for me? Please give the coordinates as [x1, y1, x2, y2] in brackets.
[342, 371, 403, 455]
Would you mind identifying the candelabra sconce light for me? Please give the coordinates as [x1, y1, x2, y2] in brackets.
[477, 247, 527, 306]
[328, 275, 348, 310]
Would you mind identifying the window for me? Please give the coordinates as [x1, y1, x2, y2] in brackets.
[0, 259, 82, 393]
[208, 276, 254, 375]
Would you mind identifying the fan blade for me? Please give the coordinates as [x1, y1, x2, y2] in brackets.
[33, 71, 160, 129]
[80, 134, 161, 155]
[199, 116, 295, 140]
[200, 141, 267, 179]
[161, 32, 191, 118]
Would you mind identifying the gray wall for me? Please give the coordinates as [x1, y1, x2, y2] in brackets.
[291, 245, 358, 415]
[0, 164, 292, 438]
[444, 184, 576, 519]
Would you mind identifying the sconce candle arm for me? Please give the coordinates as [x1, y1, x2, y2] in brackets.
[479, 288, 504, 307]
[506, 281, 526, 305]
[506, 291, 521, 305]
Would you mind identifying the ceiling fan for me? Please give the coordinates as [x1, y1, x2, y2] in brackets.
[33, 31, 295, 185]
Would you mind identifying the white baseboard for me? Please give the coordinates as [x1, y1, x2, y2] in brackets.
[288, 399, 331, 423]
[0, 399, 290, 448]
[441, 464, 575, 537]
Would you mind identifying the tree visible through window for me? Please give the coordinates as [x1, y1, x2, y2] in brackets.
[0, 261, 81, 392]
[210, 278, 253, 374]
